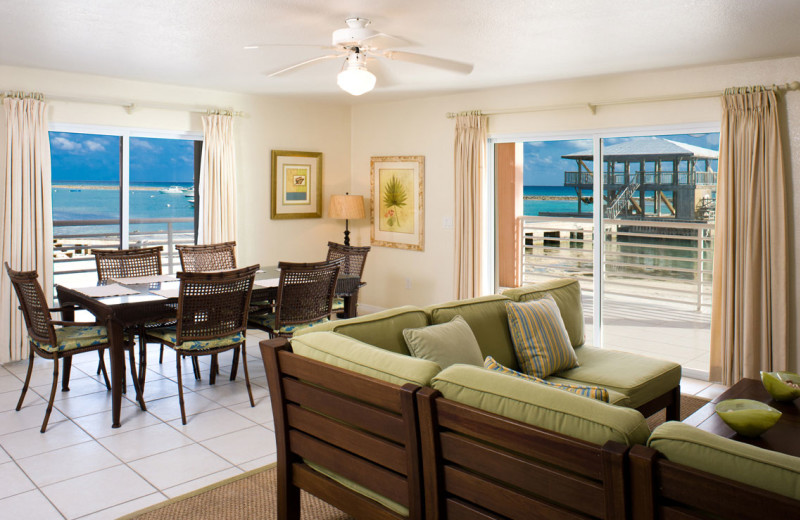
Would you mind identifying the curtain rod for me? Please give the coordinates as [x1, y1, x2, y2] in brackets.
[446, 81, 800, 119]
[1, 90, 245, 117]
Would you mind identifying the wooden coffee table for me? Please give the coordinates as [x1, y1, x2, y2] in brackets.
[682, 377, 800, 457]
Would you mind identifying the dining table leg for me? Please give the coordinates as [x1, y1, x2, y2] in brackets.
[107, 318, 125, 428]
[60, 304, 75, 391]
[342, 290, 359, 319]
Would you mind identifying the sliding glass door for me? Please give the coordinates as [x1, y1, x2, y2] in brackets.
[494, 126, 718, 378]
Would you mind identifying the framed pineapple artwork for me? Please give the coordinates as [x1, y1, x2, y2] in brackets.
[369, 155, 424, 251]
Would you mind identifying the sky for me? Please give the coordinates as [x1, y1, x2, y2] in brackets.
[523, 132, 720, 186]
[49, 132, 196, 183]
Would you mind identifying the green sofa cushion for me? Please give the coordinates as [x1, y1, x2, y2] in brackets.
[427, 295, 519, 371]
[432, 365, 650, 446]
[402, 315, 484, 370]
[550, 345, 681, 409]
[290, 331, 441, 387]
[294, 305, 429, 355]
[502, 278, 585, 347]
[648, 421, 800, 500]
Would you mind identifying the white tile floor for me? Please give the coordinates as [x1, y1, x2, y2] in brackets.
[0, 328, 277, 519]
[0, 326, 726, 519]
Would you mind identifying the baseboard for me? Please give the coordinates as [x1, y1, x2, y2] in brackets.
[681, 367, 710, 381]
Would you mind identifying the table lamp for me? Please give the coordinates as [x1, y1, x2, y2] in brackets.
[329, 193, 365, 246]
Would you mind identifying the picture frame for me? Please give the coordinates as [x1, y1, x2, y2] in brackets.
[370, 155, 425, 251]
[271, 150, 323, 219]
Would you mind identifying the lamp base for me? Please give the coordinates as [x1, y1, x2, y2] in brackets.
[343, 228, 351, 246]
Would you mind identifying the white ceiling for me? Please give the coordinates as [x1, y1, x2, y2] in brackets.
[2, 0, 800, 103]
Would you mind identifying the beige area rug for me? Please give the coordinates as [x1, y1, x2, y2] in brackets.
[121, 463, 352, 520]
[646, 393, 709, 430]
[123, 395, 709, 520]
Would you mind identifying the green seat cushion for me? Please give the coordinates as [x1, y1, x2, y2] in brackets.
[147, 327, 244, 351]
[649, 421, 800, 500]
[432, 364, 650, 446]
[294, 306, 429, 355]
[402, 316, 484, 370]
[549, 345, 680, 409]
[31, 325, 107, 353]
[291, 331, 441, 387]
[505, 297, 578, 378]
[248, 313, 328, 335]
[484, 356, 609, 402]
[503, 278, 585, 347]
[427, 295, 518, 371]
[331, 297, 345, 311]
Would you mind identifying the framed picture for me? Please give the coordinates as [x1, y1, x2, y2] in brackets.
[271, 150, 322, 219]
[370, 155, 425, 251]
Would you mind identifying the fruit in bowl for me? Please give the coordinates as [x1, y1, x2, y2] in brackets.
[715, 399, 782, 437]
[760, 371, 800, 402]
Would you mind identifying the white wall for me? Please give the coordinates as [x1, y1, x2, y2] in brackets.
[0, 65, 352, 269]
[350, 56, 800, 370]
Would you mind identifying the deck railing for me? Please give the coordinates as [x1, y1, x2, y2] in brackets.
[518, 216, 714, 310]
[564, 170, 717, 187]
[53, 217, 195, 280]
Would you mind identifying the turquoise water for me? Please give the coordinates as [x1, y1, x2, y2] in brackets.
[52, 181, 194, 237]
[524, 185, 593, 216]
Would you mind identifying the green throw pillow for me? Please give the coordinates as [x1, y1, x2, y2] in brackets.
[484, 356, 608, 402]
[402, 315, 484, 370]
[506, 296, 578, 378]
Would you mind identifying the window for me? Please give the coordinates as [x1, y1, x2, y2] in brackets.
[50, 126, 202, 285]
[494, 126, 719, 379]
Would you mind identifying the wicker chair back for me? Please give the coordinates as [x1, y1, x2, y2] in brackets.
[4, 263, 56, 346]
[176, 241, 237, 272]
[274, 258, 343, 328]
[92, 246, 163, 280]
[326, 241, 370, 279]
[174, 265, 258, 343]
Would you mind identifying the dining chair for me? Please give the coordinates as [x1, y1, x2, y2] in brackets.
[248, 258, 343, 338]
[92, 246, 172, 390]
[326, 241, 370, 316]
[175, 241, 243, 379]
[143, 265, 259, 424]
[5, 263, 144, 432]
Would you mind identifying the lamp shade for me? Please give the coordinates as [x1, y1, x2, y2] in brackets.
[329, 194, 365, 220]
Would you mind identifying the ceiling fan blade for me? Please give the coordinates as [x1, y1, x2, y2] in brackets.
[381, 51, 473, 74]
[359, 32, 409, 51]
[245, 44, 334, 50]
[266, 54, 343, 77]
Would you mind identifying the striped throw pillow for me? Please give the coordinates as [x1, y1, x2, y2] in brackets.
[484, 356, 609, 402]
[505, 296, 578, 378]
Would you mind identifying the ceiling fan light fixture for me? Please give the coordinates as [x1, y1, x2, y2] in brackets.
[337, 67, 376, 96]
[337, 49, 376, 96]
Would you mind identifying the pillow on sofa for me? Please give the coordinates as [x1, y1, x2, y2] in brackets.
[505, 296, 578, 378]
[484, 356, 609, 402]
[403, 315, 484, 370]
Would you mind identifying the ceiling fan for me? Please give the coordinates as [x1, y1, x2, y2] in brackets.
[248, 18, 474, 96]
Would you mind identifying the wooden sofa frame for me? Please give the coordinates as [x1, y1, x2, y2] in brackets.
[417, 387, 630, 520]
[260, 337, 425, 519]
[629, 444, 798, 519]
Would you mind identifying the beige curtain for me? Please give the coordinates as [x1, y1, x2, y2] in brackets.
[453, 112, 488, 299]
[710, 87, 788, 384]
[0, 94, 53, 363]
[198, 113, 237, 245]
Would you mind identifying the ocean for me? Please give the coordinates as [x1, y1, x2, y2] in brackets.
[52, 181, 195, 237]
[524, 185, 593, 217]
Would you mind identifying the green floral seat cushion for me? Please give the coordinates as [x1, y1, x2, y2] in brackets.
[147, 327, 244, 351]
[31, 325, 107, 353]
[248, 313, 328, 335]
[331, 297, 345, 311]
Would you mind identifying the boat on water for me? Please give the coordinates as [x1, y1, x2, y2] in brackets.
[159, 186, 184, 194]
[184, 188, 195, 197]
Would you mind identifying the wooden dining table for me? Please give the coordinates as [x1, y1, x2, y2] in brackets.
[55, 267, 362, 428]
